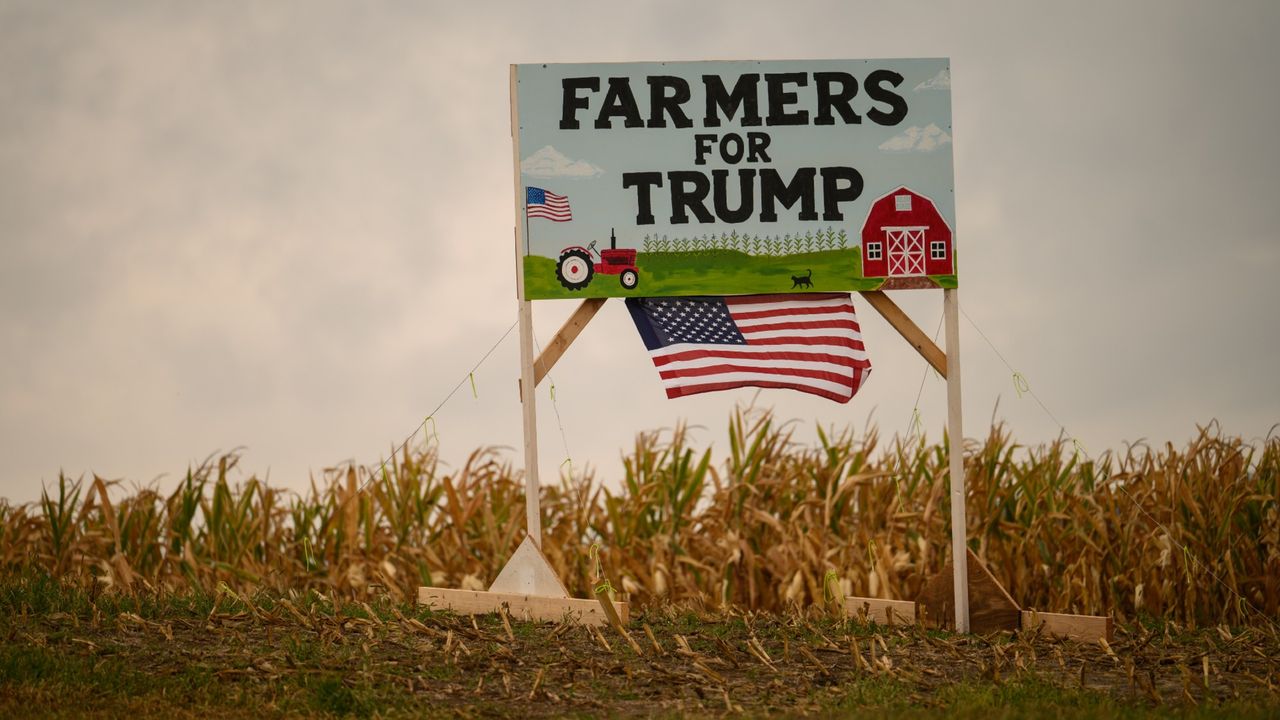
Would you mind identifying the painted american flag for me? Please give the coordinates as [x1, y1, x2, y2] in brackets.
[625, 293, 872, 403]
[525, 186, 572, 221]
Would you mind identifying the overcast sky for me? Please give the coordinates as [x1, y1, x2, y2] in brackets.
[2, 0, 1278, 504]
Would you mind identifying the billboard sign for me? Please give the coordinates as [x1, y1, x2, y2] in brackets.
[513, 59, 956, 300]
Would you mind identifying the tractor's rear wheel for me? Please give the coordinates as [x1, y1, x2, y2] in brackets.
[555, 249, 594, 290]
[619, 268, 639, 289]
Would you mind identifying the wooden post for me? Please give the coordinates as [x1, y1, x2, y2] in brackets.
[510, 65, 541, 548]
[518, 300, 541, 547]
[943, 288, 969, 633]
[510, 65, 525, 294]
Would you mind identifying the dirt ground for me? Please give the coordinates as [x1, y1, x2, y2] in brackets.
[2, 594, 1279, 718]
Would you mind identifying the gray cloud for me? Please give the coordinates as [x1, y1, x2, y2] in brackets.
[1, 0, 1277, 503]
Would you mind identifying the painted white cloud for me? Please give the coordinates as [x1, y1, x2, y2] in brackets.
[879, 123, 952, 152]
[521, 145, 603, 177]
[915, 68, 950, 91]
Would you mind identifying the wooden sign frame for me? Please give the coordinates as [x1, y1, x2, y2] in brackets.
[510, 59, 958, 301]
[417, 64, 958, 630]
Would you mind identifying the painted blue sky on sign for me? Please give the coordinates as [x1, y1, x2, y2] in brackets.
[515, 60, 955, 262]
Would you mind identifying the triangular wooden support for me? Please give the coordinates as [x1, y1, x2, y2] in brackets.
[487, 536, 570, 597]
[917, 548, 1021, 634]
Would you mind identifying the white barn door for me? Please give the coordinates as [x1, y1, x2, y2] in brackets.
[885, 227, 927, 276]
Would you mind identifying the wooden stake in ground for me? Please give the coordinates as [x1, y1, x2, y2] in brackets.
[517, 299, 540, 545]
[943, 288, 970, 633]
[511, 63, 541, 549]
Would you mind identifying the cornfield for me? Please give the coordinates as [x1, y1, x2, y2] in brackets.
[641, 227, 849, 255]
[1, 407, 1276, 628]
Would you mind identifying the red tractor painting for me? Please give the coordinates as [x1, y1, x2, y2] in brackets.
[555, 228, 640, 291]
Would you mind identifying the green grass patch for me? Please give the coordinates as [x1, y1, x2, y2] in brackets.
[523, 249, 954, 299]
[0, 643, 220, 706]
[916, 678, 1277, 720]
[300, 676, 377, 718]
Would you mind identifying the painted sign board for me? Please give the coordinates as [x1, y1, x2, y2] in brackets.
[512, 59, 956, 300]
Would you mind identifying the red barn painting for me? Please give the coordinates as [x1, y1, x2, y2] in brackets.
[859, 187, 954, 279]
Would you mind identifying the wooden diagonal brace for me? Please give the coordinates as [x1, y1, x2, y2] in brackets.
[859, 290, 947, 377]
[523, 298, 606, 394]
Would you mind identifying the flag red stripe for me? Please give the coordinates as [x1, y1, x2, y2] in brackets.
[737, 319, 862, 334]
[729, 304, 856, 321]
[743, 335, 866, 350]
[659, 363, 860, 387]
[651, 348, 868, 368]
[527, 210, 572, 221]
[664, 379, 854, 403]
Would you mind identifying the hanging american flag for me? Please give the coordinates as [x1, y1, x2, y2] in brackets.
[526, 186, 572, 221]
[625, 293, 871, 403]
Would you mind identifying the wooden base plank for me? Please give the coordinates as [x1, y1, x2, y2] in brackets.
[843, 597, 917, 626]
[1021, 610, 1113, 643]
[418, 587, 628, 627]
